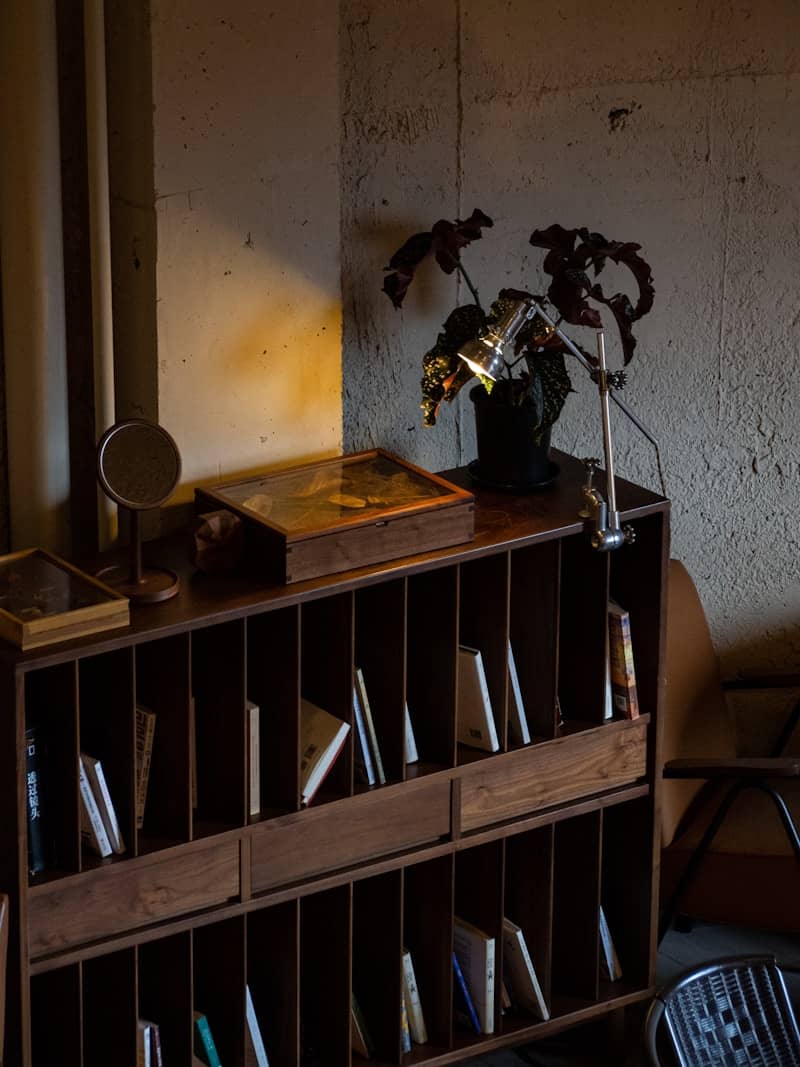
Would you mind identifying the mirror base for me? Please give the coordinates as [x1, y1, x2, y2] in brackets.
[96, 564, 180, 603]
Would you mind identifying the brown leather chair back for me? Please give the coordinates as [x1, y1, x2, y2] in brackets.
[661, 560, 736, 846]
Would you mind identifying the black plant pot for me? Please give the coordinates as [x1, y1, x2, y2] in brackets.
[468, 384, 558, 491]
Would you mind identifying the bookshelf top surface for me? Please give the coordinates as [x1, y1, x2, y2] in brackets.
[2, 452, 667, 671]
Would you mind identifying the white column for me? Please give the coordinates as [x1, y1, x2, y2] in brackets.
[0, 0, 71, 554]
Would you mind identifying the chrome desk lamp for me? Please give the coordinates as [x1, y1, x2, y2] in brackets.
[457, 296, 661, 551]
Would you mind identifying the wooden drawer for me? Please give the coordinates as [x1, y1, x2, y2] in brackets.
[251, 778, 452, 892]
[460, 718, 648, 833]
[28, 839, 240, 957]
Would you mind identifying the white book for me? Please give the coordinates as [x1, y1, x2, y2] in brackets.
[246, 985, 270, 1066]
[402, 947, 428, 1044]
[299, 698, 351, 805]
[78, 755, 112, 857]
[507, 642, 531, 746]
[353, 684, 376, 786]
[135, 705, 156, 829]
[247, 700, 261, 818]
[502, 918, 548, 1021]
[599, 906, 623, 981]
[137, 1020, 152, 1067]
[453, 916, 495, 1035]
[404, 703, 419, 764]
[82, 752, 125, 855]
[457, 646, 500, 753]
[354, 668, 385, 785]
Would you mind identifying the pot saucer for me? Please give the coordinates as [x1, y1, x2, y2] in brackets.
[467, 459, 560, 493]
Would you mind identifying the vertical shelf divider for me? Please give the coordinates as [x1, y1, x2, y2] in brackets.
[404, 854, 455, 1052]
[510, 540, 561, 741]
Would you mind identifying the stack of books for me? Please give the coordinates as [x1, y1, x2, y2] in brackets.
[79, 752, 125, 858]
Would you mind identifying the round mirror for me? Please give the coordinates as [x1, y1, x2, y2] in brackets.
[96, 419, 182, 603]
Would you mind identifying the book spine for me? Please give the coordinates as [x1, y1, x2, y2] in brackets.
[484, 934, 496, 1034]
[136, 706, 156, 829]
[84, 754, 125, 854]
[194, 1013, 223, 1067]
[400, 990, 412, 1053]
[78, 757, 112, 857]
[402, 949, 428, 1044]
[608, 607, 639, 718]
[246, 985, 270, 1067]
[151, 1024, 164, 1067]
[356, 668, 385, 785]
[248, 701, 261, 818]
[137, 1020, 152, 1067]
[404, 703, 419, 764]
[452, 952, 481, 1034]
[353, 686, 376, 786]
[25, 725, 47, 875]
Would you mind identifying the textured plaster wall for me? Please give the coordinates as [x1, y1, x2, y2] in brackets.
[342, 0, 800, 700]
[142, 2, 342, 504]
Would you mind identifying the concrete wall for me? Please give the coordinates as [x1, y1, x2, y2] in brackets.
[342, 0, 800, 697]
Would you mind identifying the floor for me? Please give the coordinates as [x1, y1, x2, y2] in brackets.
[466, 922, 800, 1066]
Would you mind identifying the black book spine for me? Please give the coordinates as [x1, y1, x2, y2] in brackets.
[25, 725, 47, 875]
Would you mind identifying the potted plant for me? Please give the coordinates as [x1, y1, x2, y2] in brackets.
[382, 211, 654, 490]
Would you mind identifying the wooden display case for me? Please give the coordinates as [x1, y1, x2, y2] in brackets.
[0, 451, 669, 1066]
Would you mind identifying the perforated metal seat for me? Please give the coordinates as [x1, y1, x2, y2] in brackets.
[645, 955, 800, 1066]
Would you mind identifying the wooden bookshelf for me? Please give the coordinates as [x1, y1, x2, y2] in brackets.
[0, 451, 669, 1066]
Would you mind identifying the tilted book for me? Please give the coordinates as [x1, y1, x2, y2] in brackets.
[353, 684, 376, 787]
[351, 994, 374, 1058]
[400, 989, 411, 1053]
[402, 947, 428, 1044]
[300, 698, 351, 805]
[135, 705, 157, 829]
[354, 668, 385, 784]
[453, 916, 495, 1034]
[502, 917, 548, 1021]
[78, 755, 112, 857]
[452, 951, 481, 1034]
[82, 751, 126, 855]
[457, 646, 499, 752]
[599, 906, 623, 981]
[247, 701, 261, 818]
[137, 1019, 152, 1067]
[193, 1011, 222, 1067]
[245, 984, 270, 1066]
[507, 641, 531, 746]
[608, 601, 640, 719]
[404, 703, 419, 764]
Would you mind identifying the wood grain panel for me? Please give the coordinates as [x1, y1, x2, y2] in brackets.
[28, 840, 239, 956]
[460, 720, 648, 833]
[251, 781, 451, 893]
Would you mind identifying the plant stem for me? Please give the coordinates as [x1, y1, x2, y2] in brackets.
[443, 251, 482, 309]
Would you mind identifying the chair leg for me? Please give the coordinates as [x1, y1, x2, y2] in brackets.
[658, 779, 800, 942]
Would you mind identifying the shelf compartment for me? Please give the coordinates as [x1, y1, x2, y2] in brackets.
[551, 812, 601, 1004]
[83, 947, 138, 1066]
[25, 662, 80, 880]
[138, 931, 193, 1065]
[509, 541, 560, 742]
[247, 900, 300, 1066]
[403, 854, 455, 1052]
[30, 964, 82, 1066]
[247, 605, 301, 817]
[28, 836, 240, 957]
[558, 534, 609, 726]
[135, 634, 192, 849]
[353, 870, 403, 1061]
[301, 884, 351, 1066]
[459, 717, 648, 833]
[301, 592, 355, 803]
[194, 916, 246, 1065]
[250, 776, 451, 893]
[355, 578, 406, 788]
[454, 840, 504, 1042]
[501, 825, 554, 1033]
[407, 566, 459, 772]
[191, 620, 247, 834]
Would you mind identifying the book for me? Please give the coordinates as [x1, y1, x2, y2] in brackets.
[353, 683, 376, 786]
[404, 703, 419, 764]
[150, 1024, 164, 1067]
[608, 601, 640, 719]
[351, 994, 374, 1058]
[194, 1011, 223, 1067]
[453, 916, 495, 1034]
[135, 704, 157, 829]
[354, 668, 385, 785]
[502, 917, 549, 1021]
[507, 641, 531, 746]
[246, 984, 270, 1066]
[402, 947, 428, 1044]
[190, 695, 198, 809]
[137, 1019, 152, 1067]
[599, 906, 623, 981]
[82, 752, 126, 855]
[78, 754, 113, 857]
[25, 724, 48, 875]
[400, 990, 412, 1053]
[452, 951, 481, 1034]
[247, 701, 261, 818]
[299, 697, 351, 805]
[457, 646, 499, 752]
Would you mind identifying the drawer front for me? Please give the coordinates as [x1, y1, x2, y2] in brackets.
[28, 839, 240, 957]
[460, 719, 648, 833]
[251, 779, 452, 892]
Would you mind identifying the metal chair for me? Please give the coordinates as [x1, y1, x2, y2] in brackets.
[644, 955, 800, 1066]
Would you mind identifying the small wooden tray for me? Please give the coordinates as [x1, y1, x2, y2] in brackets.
[195, 449, 475, 583]
[0, 548, 130, 650]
